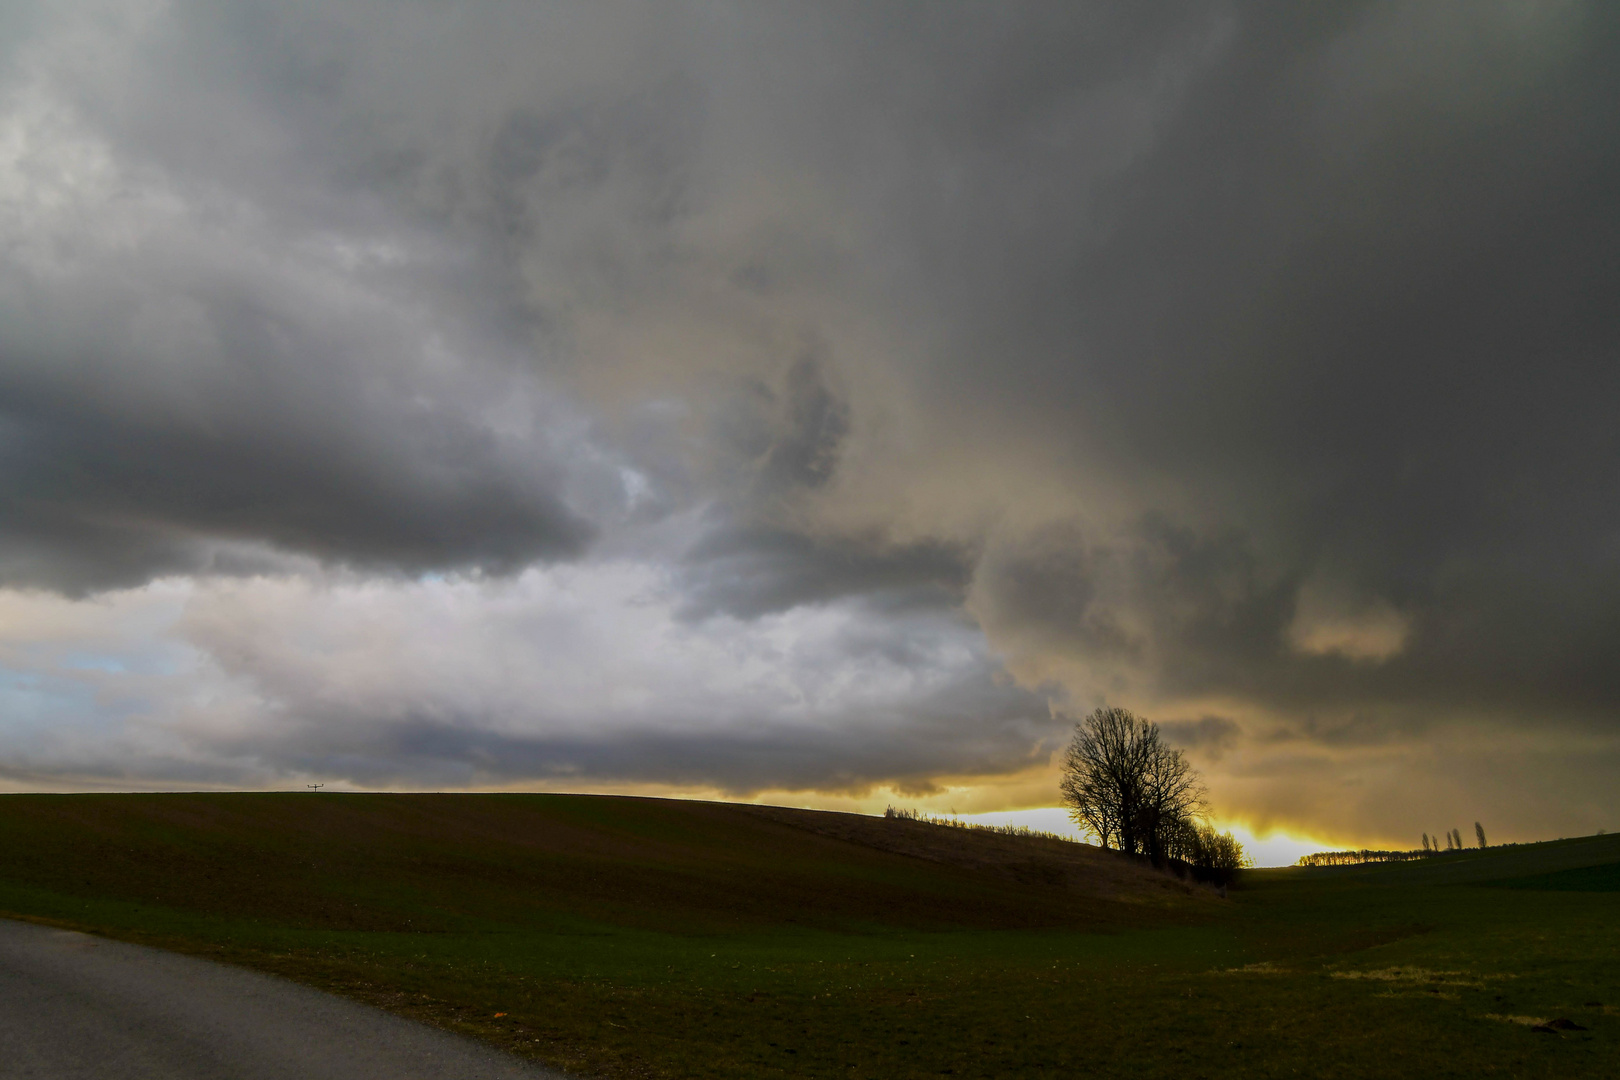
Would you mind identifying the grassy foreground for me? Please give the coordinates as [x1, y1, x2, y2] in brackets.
[0, 793, 1615, 1078]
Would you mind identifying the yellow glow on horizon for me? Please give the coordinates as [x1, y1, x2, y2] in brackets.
[428, 774, 1365, 867]
[1213, 823, 1340, 868]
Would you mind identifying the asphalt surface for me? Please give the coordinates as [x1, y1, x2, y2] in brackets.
[0, 918, 567, 1079]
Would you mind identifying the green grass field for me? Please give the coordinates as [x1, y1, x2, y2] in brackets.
[1, 793, 1615, 1078]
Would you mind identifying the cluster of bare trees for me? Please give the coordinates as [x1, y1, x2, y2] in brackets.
[1059, 706, 1249, 883]
[1175, 822, 1250, 882]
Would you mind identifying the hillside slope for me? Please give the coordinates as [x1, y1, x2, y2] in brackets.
[0, 795, 1613, 1079]
[0, 792, 1205, 936]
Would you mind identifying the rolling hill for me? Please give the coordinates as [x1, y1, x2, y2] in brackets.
[1, 793, 1614, 1079]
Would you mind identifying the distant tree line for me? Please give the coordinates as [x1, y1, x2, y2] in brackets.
[1299, 820, 1491, 867]
[1297, 848, 1428, 867]
[1058, 706, 1251, 886]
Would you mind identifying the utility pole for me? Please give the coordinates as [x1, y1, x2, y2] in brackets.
[307, 783, 324, 792]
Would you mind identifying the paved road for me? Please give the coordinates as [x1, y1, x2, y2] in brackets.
[0, 919, 567, 1079]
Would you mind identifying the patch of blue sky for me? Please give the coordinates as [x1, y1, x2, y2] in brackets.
[0, 669, 104, 729]
[0, 646, 180, 742]
[48, 636, 194, 679]
[56, 651, 131, 674]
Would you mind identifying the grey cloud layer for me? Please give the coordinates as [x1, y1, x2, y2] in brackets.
[0, 572, 1056, 796]
[2, 2, 1618, 835]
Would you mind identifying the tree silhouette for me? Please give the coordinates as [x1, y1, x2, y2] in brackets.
[1475, 822, 1486, 848]
[1059, 706, 1204, 861]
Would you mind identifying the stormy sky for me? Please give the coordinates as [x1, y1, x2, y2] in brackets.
[2, 0, 1617, 848]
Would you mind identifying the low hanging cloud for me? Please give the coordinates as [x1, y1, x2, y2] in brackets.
[0, 568, 1055, 794]
[1, 1, 1618, 843]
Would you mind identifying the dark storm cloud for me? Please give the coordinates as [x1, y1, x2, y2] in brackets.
[3, 1, 1619, 836]
[0, 1, 612, 592]
[1157, 716, 1241, 760]
[757, 354, 849, 494]
[675, 352, 972, 619]
[677, 524, 972, 620]
[0, 317, 591, 591]
[0, 261, 594, 591]
[880, 3, 1620, 734]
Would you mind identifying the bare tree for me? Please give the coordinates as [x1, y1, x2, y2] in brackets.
[1059, 706, 1143, 853]
[1059, 706, 1205, 861]
[1422, 832, 1431, 852]
[1137, 733, 1205, 864]
[1475, 822, 1487, 848]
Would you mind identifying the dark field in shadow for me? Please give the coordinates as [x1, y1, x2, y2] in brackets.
[1, 793, 1614, 1078]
